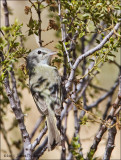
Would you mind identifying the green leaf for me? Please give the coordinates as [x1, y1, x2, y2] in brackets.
[65, 42, 69, 46]
[80, 116, 88, 125]
[89, 58, 95, 62]
[82, 13, 90, 18]
[108, 56, 114, 61]
[13, 42, 19, 47]
[96, 3, 102, 7]
[62, 19, 68, 23]
[79, 32, 85, 38]
[28, 29, 33, 36]
[28, 17, 34, 28]
[96, 39, 100, 44]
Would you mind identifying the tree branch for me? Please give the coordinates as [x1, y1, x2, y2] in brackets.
[65, 22, 121, 92]
[31, 124, 47, 150]
[87, 75, 121, 159]
[58, 0, 73, 69]
[2, 0, 9, 27]
[2, 1, 32, 159]
[103, 95, 113, 120]
[61, 104, 68, 160]
[33, 137, 48, 159]
[1, 52, 31, 160]
[103, 118, 117, 160]
[37, 1, 42, 47]
[16, 116, 44, 160]
[87, 79, 118, 109]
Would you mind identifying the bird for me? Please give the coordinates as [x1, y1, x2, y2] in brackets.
[27, 47, 62, 151]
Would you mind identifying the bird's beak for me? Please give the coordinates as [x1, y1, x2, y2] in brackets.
[44, 51, 57, 57]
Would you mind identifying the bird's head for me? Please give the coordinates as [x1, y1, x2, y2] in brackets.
[27, 47, 56, 70]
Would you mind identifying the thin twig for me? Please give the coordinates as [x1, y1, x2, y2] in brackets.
[2, 0, 9, 27]
[89, 83, 109, 92]
[103, 96, 112, 120]
[58, 0, 72, 68]
[37, 1, 42, 47]
[65, 22, 121, 92]
[87, 79, 118, 109]
[43, 40, 54, 47]
[87, 76, 121, 159]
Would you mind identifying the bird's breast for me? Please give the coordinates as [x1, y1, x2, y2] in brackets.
[29, 65, 60, 93]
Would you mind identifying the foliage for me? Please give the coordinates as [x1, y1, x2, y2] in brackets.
[71, 136, 84, 160]
[0, 0, 121, 159]
[0, 18, 30, 154]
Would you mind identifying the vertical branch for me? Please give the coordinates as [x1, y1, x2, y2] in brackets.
[72, 84, 83, 157]
[87, 124, 107, 160]
[103, 95, 112, 120]
[81, 36, 86, 75]
[118, 75, 121, 96]
[16, 116, 44, 160]
[2, 54, 32, 160]
[103, 75, 121, 159]
[2, 1, 32, 159]
[2, 0, 9, 27]
[57, 0, 68, 80]
[103, 118, 117, 160]
[10, 70, 21, 109]
[29, 0, 42, 46]
[81, 34, 88, 118]
[37, 1, 42, 47]
[61, 104, 68, 160]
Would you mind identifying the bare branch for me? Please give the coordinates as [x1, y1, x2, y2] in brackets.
[66, 22, 121, 92]
[87, 79, 118, 109]
[103, 96, 112, 120]
[87, 75, 121, 159]
[31, 124, 47, 150]
[2, 0, 32, 159]
[118, 75, 121, 96]
[89, 83, 109, 92]
[103, 118, 117, 160]
[43, 40, 54, 47]
[33, 137, 48, 159]
[58, 0, 72, 68]
[1, 52, 31, 160]
[2, 0, 9, 27]
[61, 104, 68, 160]
[109, 60, 121, 69]
[87, 124, 107, 160]
[37, 1, 42, 47]
[16, 116, 45, 160]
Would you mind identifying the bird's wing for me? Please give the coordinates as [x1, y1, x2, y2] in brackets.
[47, 68, 62, 116]
[31, 89, 48, 115]
[30, 66, 62, 116]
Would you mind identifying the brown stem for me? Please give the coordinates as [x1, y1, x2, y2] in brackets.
[37, 1, 42, 47]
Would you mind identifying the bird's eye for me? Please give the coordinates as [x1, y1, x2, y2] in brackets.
[37, 51, 41, 54]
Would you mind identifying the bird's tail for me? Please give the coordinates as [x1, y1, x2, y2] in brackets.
[46, 109, 61, 151]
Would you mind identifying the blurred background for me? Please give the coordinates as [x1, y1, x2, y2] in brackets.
[1, 1, 120, 159]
